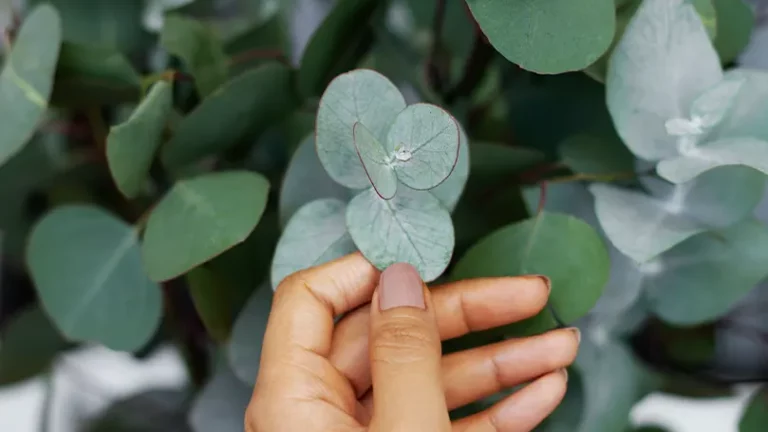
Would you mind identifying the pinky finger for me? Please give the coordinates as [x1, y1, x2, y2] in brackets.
[452, 369, 569, 432]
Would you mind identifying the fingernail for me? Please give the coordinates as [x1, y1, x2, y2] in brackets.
[378, 263, 425, 311]
[538, 275, 552, 295]
[567, 327, 581, 344]
[560, 368, 569, 382]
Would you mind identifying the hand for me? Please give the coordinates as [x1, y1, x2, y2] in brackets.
[246, 253, 580, 432]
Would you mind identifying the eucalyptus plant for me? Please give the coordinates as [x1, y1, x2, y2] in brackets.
[1, 0, 767, 431]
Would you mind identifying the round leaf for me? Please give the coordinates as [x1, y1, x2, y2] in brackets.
[465, 0, 615, 74]
[346, 187, 453, 282]
[386, 103, 460, 191]
[0, 4, 62, 167]
[353, 122, 398, 199]
[740, 386, 768, 432]
[227, 284, 273, 385]
[657, 137, 768, 184]
[106, 81, 173, 198]
[429, 125, 470, 211]
[713, 0, 755, 65]
[142, 171, 269, 281]
[279, 135, 354, 226]
[271, 198, 357, 289]
[316, 69, 406, 189]
[27, 205, 162, 351]
[452, 212, 609, 323]
[606, 0, 722, 160]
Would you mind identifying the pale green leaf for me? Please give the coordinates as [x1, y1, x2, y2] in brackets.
[353, 122, 398, 199]
[646, 220, 768, 325]
[106, 81, 173, 198]
[465, 0, 615, 74]
[279, 135, 354, 226]
[227, 284, 273, 384]
[713, 0, 755, 64]
[740, 386, 768, 431]
[142, 171, 269, 281]
[657, 137, 768, 184]
[429, 125, 470, 211]
[271, 199, 356, 289]
[316, 69, 406, 189]
[710, 69, 768, 142]
[346, 187, 453, 282]
[692, 0, 718, 39]
[161, 14, 228, 97]
[27, 205, 162, 351]
[189, 363, 252, 432]
[386, 103, 460, 191]
[162, 63, 298, 169]
[0, 4, 61, 167]
[0, 306, 69, 385]
[606, 0, 722, 160]
[452, 212, 609, 323]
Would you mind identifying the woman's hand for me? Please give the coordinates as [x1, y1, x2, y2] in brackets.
[246, 253, 580, 432]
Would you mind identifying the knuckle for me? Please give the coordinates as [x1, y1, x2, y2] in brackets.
[371, 318, 438, 364]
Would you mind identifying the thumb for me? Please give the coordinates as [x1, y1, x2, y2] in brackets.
[368, 263, 450, 431]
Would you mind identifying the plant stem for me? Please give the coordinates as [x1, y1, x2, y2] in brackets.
[537, 182, 548, 214]
[543, 170, 640, 185]
[444, 28, 494, 104]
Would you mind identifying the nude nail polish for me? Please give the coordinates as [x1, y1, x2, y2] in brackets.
[378, 263, 425, 311]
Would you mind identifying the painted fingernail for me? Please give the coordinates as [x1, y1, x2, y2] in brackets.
[567, 327, 581, 344]
[560, 368, 569, 382]
[378, 263, 425, 311]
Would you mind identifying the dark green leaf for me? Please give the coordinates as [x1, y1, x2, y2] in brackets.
[0, 306, 69, 385]
[559, 133, 635, 175]
[161, 14, 229, 97]
[740, 386, 768, 431]
[187, 267, 234, 342]
[297, 0, 379, 97]
[225, 14, 290, 75]
[162, 63, 298, 169]
[227, 284, 272, 384]
[453, 212, 610, 323]
[466, 0, 615, 74]
[27, 205, 162, 351]
[0, 4, 61, 167]
[713, 0, 755, 64]
[85, 389, 191, 432]
[106, 81, 173, 198]
[142, 171, 270, 281]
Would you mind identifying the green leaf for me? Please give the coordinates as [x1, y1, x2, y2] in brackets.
[469, 142, 546, 183]
[429, 125, 470, 211]
[353, 122, 398, 199]
[713, 0, 755, 64]
[189, 363, 253, 432]
[279, 134, 354, 226]
[161, 14, 229, 97]
[51, 42, 141, 107]
[316, 69, 406, 189]
[386, 103, 460, 191]
[740, 386, 768, 431]
[692, 0, 718, 39]
[142, 171, 269, 281]
[466, 0, 615, 74]
[271, 198, 356, 289]
[106, 81, 173, 198]
[584, 0, 642, 83]
[646, 220, 768, 325]
[297, 0, 379, 97]
[537, 367, 584, 432]
[452, 212, 609, 323]
[559, 134, 635, 175]
[347, 187, 453, 282]
[0, 4, 61, 167]
[187, 267, 234, 342]
[657, 137, 768, 184]
[606, 0, 722, 161]
[27, 205, 162, 351]
[162, 63, 298, 169]
[227, 284, 272, 384]
[711, 69, 768, 142]
[0, 306, 69, 385]
[225, 14, 290, 75]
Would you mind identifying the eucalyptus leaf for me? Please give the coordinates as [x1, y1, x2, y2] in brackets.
[713, 0, 755, 64]
[187, 267, 234, 343]
[452, 212, 609, 323]
[465, 0, 615, 74]
[711, 69, 768, 142]
[645, 220, 768, 325]
[346, 187, 453, 282]
[271, 198, 356, 289]
[657, 137, 768, 184]
[429, 126, 470, 211]
[559, 133, 635, 175]
[27, 205, 162, 351]
[740, 386, 768, 432]
[162, 63, 298, 169]
[386, 103, 460, 191]
[227, 284, 273, 384]
[279, 135, 354, 226]
[606, 0, 722, 160]
[0, 4, 61, 167]
[161, 14, 229, 97]
[142, 171, 269, 281]
[106, 81, 173, 198]
[316, 69, 406, 189]
[0, 306, 69, 385]
[353, 122, 398, 199]
[189, 363, 253, 432]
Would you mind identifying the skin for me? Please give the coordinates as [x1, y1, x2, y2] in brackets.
[246, 253, 580, 432]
